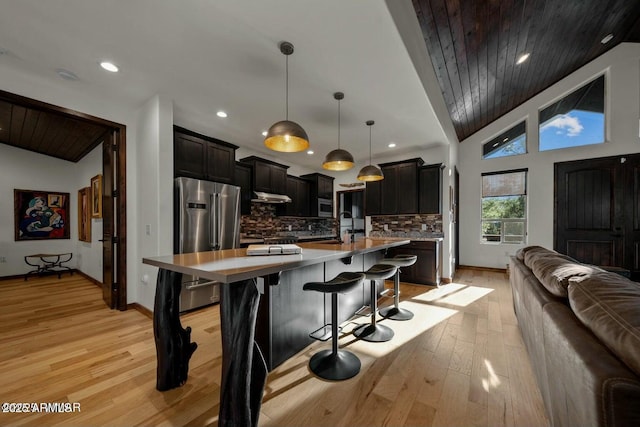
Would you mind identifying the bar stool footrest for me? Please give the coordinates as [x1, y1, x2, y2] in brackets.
[309, 324, 339, 342]
[354, 305, 372, 317]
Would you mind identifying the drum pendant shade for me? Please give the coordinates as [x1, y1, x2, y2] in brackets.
[357, 120, 384, 181]
[265, 41, 309, 153]
[323, 92, 354, 171]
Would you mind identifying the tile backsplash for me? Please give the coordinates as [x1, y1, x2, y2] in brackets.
[369, 214, 443, 237]
[241, 202, 335, 236]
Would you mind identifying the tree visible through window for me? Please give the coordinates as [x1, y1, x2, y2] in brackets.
[482, 121, 526, 159]
[481, 170, 527, 244]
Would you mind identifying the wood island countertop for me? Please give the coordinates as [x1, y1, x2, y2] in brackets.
[143, 238, 409, 284]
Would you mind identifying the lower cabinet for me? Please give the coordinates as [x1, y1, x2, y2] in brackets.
[254, 251, 383, 370]
[387, 240, 441, 286]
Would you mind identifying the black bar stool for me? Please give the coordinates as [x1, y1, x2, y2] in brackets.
[303, 271, 366, 381]
[353, 264, 398, 342]
[379, 254, 418, 321]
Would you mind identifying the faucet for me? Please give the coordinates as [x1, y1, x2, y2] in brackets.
[338, 211, 355, 243]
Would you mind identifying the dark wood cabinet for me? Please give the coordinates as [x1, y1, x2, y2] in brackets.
[365, 180, 382, 215]
[367, 158, 423, 215]
[234, 162, 252, 215]
[173, 126, 237, 184]
[283, 176, 310, 217]
[301, 173, 334, 216]
[240, 156, 289, 195]
[387, 240, 441, 286]
[419, 163, 443, 214]
[301, 173, 334, 199]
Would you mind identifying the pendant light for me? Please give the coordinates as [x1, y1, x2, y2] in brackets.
[264, 41, 310, 152]
[323, 92, 354, 171]
[357, 120, 384, 181]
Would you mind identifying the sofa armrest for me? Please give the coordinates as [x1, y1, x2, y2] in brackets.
[543, 303, 640, 427]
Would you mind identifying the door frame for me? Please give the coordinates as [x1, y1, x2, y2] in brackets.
[0, 89, 127, 309]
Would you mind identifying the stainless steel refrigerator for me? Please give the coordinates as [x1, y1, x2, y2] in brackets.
[174, 177, 241, 312]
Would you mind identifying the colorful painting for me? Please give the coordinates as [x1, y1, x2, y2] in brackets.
[14, 189, 70, 241]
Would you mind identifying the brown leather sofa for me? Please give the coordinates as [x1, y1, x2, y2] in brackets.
[510, 246, 640, 427]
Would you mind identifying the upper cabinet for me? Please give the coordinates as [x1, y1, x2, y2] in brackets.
[174, 126, 238, 184]
[301, 173, 334, 199]
[234, 162, 253, 215]
[419, 164, 444, 214]
[282, 176, 310, 217]
[365, 158, 443, 216]
[366, 158, 423, 215]
[239, 156, 288, 195]
[301, 173, 334, 217]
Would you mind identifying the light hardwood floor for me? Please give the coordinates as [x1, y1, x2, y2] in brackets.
[0, 269, 548, 427]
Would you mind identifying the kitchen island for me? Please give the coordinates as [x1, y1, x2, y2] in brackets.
[143, 238, 409, 427]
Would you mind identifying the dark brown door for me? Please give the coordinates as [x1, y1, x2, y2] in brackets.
[555, 155, 628, 268]
[623, 156, 640, 279]
[102, 132, 115, 308]
[101, 128, 127, 310]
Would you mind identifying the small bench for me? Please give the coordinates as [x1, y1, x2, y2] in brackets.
[24, 253, 73, 280]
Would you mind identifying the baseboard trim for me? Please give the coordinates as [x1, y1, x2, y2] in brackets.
[74, 270, 103, 287]
[130, 303, 153, 319]
[1, 269, 79, 281]
[457, 265, 507, 273]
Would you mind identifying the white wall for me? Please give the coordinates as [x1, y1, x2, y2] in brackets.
[73, 145, 103, 281]
[0, 63, 139, 302]
[458, 43, 640, 269]
[135, 95, 174, 310]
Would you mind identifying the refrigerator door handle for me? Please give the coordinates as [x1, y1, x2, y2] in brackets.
[216, 192, 222, 250]
[211, 193, 221, 250]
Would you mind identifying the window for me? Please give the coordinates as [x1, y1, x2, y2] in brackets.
[481, 169, 527, 244]
[539, 75, 604, 151]
[482, 121, 527, 159]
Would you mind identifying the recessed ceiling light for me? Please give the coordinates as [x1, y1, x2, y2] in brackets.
[99, 61, 119, 72]
[216, 111, 228, 118]
[601, 34, 614, 44]
[388, 143, 396, 148]
[307, 150, 314, 155]
[56, 68, 79, 81]
[516, 53, 530, 65]
[261, 131, 268, 137]
[503, 137, 509, 142]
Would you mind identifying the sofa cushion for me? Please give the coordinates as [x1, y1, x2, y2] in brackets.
[526, 252, 602, 298]
[516, 245, 550, 261]
[568, 273, 640, 377]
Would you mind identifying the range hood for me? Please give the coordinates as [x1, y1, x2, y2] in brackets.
[251, 191, 292, 203]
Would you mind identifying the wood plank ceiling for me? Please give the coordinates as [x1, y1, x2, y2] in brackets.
[412, 0, 640, 142]
[0, 90, 111, 163]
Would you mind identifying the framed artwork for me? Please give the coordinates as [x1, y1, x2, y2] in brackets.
[78, 187, 91, 242]
[14, 189, 70, 241]
[91, 174, 103, 218]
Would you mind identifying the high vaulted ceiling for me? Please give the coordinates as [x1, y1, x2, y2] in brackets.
[412, 0, 640, 142]
[0, 1, 638, 166]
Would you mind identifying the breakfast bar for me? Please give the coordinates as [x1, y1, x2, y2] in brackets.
[143, 238, 409, 427]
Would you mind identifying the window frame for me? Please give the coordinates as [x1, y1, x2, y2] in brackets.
[538, 74, 606, 152]
[480, 169, 528, 245]
[482, 120, 527, 160]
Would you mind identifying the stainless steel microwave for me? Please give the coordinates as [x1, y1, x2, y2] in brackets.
[318, 198, 333, 217]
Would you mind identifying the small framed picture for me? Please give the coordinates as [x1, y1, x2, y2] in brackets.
[78, 187, 92, 242]
[91, 174, 103, 218]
